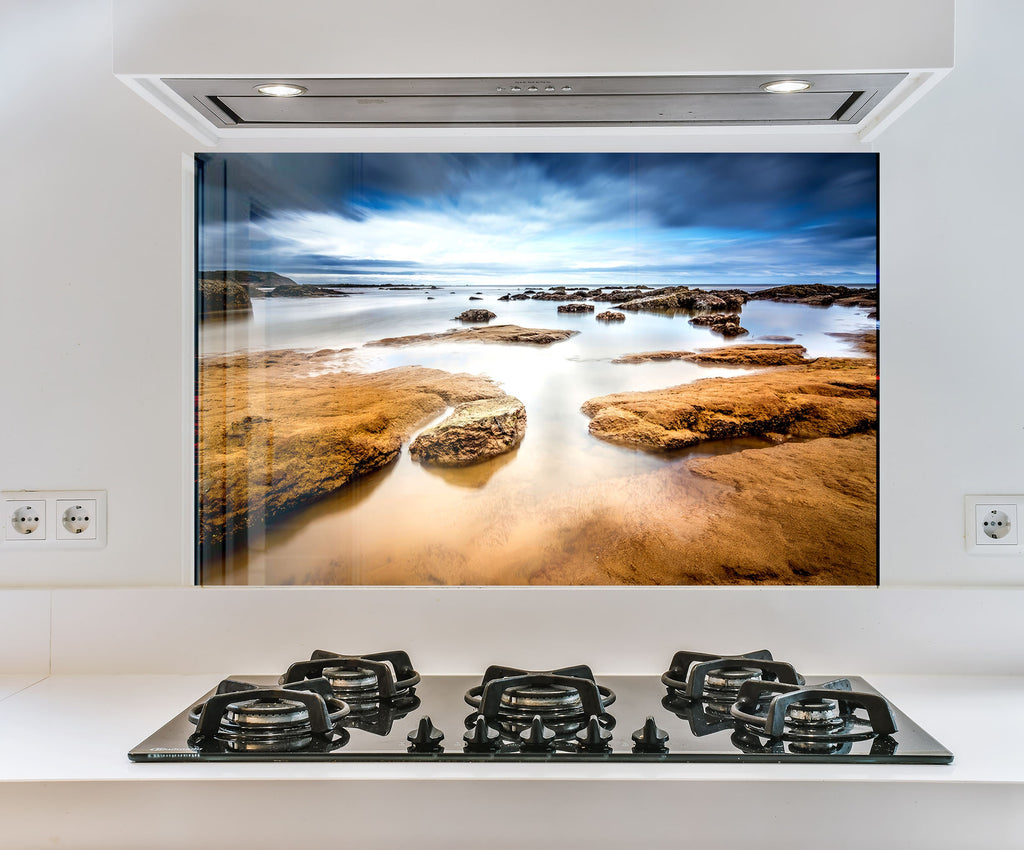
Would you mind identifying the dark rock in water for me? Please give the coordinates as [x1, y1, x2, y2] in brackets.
[197, 278, 253, 320]
[688, 314, 726, 326]
[469, 296, 484, 301]
[410, 396, 527, 467]
[689, 313, 748, 337]
[592, 288, 647, 303]
[596, 311, 626, 322]
[557, 303, 595, 313]
[453, 309, 497, 322]
[747, 284, 878, 308]
[532, 290, 578, 301]
[510, 293, 530, 301]
[617, 286, 745, 313]
[498, 293, 511, 301]
[427, 296, 435, 300]
[716, 323, 749, 338]
[267, 283, 342, 298]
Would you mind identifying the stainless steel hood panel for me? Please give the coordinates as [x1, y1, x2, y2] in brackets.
[165, 74, 905, 129]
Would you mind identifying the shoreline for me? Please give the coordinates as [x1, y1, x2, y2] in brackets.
[198, 321, 877, 585]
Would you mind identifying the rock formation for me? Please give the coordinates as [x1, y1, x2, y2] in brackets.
[453, 309, 497, 322]
[746, 284, 878, 310]
[366, 324, 578, 346]
[596, 311, 626, 322]
[611, 344, 808, 366]
[197, 350, 506, 547]
[688, 314, 748, 337]
[616, 287, 746, 314]
[266, 283, 345, 298]
[409, 396, 527, 467]
[582, 357, 877, 451]
[557, 303, 595, 313]
[197, 278, 253, 320]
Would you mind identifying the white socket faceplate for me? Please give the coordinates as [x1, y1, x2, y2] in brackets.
[965, 495, 1024, 556]
[1, 490, 106, 549]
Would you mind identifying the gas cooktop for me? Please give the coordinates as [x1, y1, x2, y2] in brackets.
[128, 649, 953, 764]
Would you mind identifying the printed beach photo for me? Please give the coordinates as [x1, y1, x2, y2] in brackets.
[196, 152, 878, 586]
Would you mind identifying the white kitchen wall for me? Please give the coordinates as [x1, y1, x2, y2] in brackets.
[0, 0, 1021, 595]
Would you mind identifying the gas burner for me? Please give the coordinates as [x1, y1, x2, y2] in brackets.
[465, 665, 616, 739]
[661, 649, 804, 707]
[187, 677, 350, 753]
[730, 677, 898, 745]
[280, 649, 421, 708]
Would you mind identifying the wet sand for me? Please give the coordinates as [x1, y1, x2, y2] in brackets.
[199, 336, 877, 586]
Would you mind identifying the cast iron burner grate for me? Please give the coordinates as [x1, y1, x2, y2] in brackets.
[662, 650, 805, 701]
[661, 649, 807, 737]
[279, 649, 421, 734]
[730, 677, 899, 753]
[463, 664, 616, 749]
[281, 650, 420, 702]
[187, 677, 351, 753]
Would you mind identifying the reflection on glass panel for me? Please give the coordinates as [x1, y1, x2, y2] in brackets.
[195, 153, 878, 586]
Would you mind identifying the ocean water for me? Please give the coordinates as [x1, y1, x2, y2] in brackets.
[198, 281, 876, 585]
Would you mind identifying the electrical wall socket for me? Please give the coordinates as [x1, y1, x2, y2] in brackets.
[56, 499, 98, 540]
[965, 495, 1024, 556]
[4, 500, 46, 541]
[1, 490, 106, 549]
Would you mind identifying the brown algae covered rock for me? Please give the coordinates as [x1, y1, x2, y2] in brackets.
[410, 396, 527, 467]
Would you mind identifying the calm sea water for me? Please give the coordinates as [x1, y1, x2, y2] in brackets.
[199, 280, 876, 584]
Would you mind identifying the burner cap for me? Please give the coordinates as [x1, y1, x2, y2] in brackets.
[224, 697, 310, 729]
[704, 666, 764, 694]
[500, 683, 583, 716]
[785, 698, 845, 735]
[323, 666, 380, 694]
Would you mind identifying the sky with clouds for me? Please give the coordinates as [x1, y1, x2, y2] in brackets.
[199, 152, 878, 287]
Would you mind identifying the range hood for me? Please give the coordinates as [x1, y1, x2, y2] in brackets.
[162, 74, 907, 130]
[113, 0, 953, 144]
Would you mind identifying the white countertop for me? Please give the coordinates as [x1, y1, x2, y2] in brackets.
[0, 675, 46, 703]
[1, 673, 1022, 849]
[0, 672, 1019, 783]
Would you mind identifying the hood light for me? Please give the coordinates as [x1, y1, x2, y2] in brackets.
[255, 83, 307, 97]
[760, 80, 813, 93]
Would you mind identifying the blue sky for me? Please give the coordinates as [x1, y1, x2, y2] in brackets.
[199, 152, 878, 287]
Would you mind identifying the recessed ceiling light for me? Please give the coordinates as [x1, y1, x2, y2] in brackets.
[760, 80, 813, 94]
[255, 83, 307, 97]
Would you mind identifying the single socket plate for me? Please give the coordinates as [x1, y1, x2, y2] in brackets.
[965, 495, 1024, 555]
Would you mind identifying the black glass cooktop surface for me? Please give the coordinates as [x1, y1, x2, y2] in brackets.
[129, 674, 953, 764]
